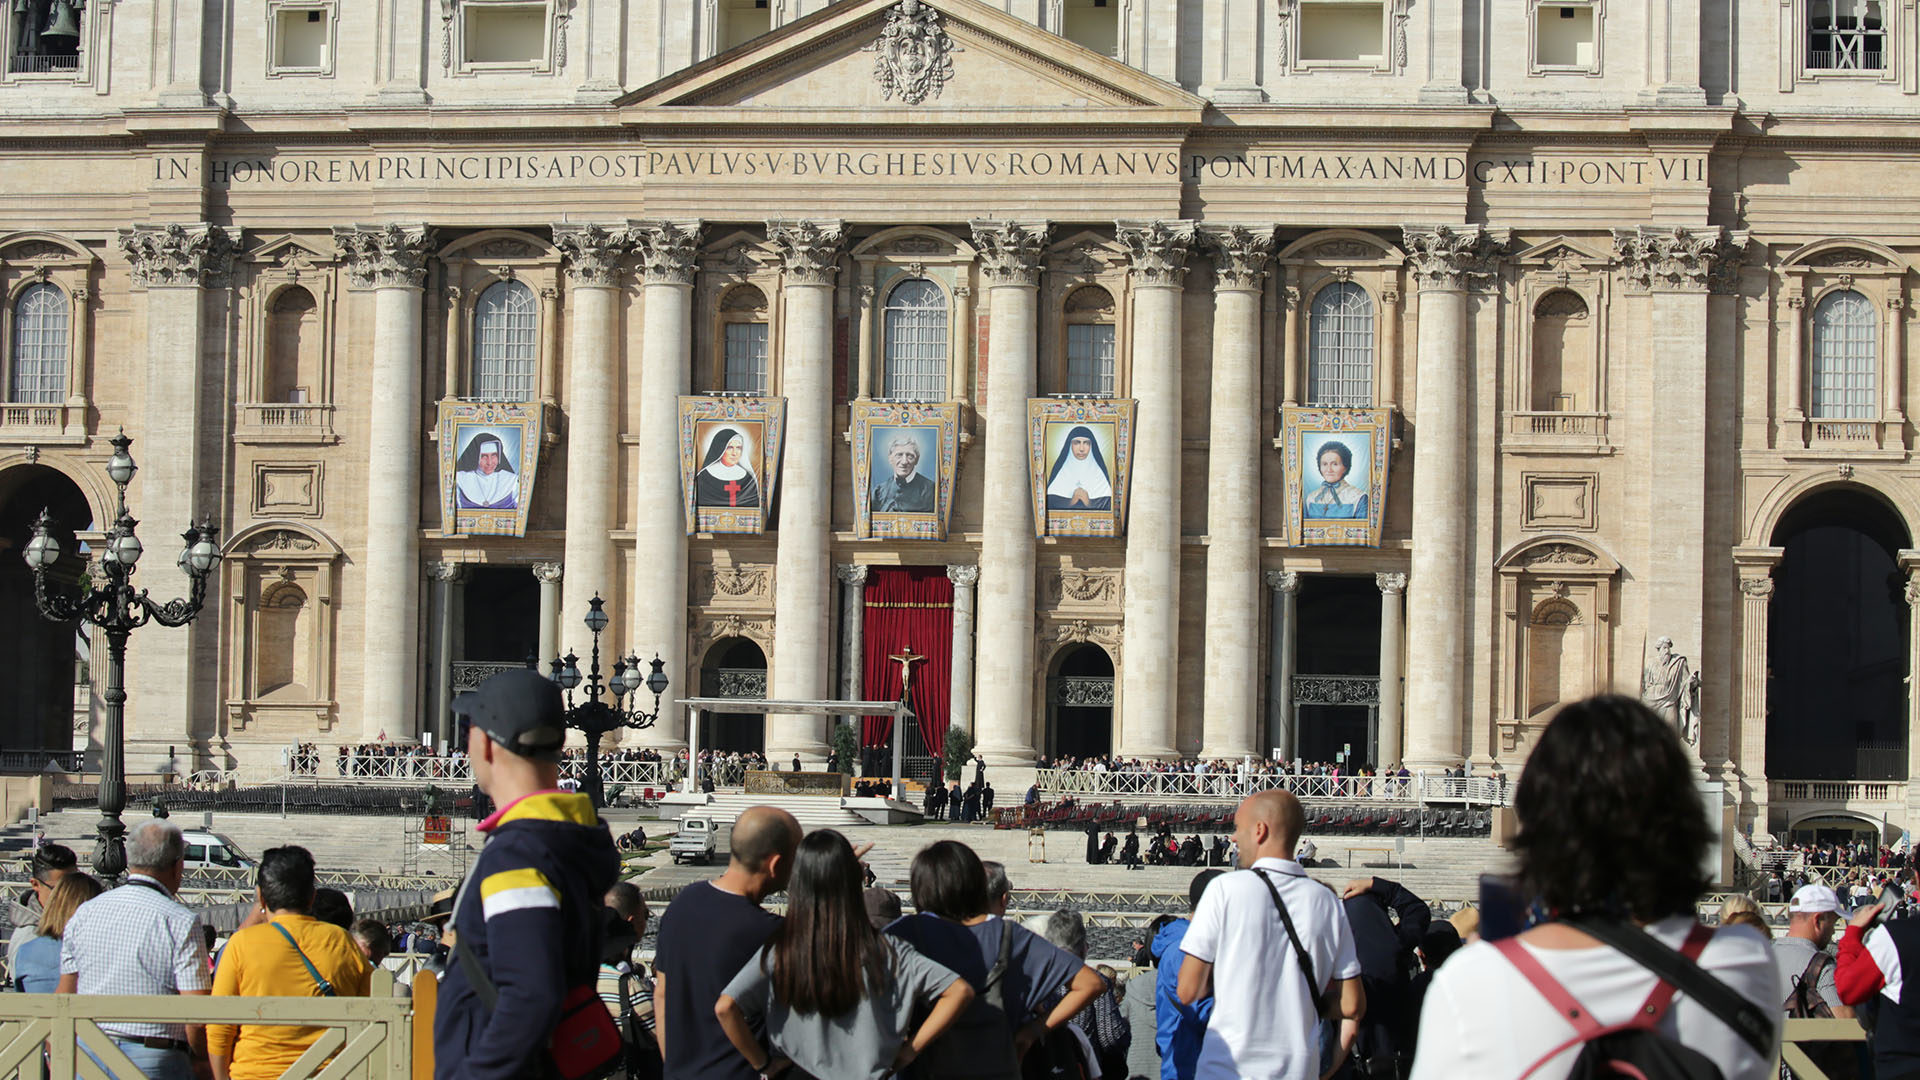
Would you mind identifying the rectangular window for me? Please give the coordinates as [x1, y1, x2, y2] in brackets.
[1535, 5, 1597, 69]
[1809, 0, 1886, 70]
[6, 1, 82, 74]
[1298, 1, 1385, 64]
[723, 321, 769, 394]
[273, 7, 331, 71]
[463, 3, 548, 65]
[1064, 324, 1116, 397]
[720, 0, 772, 52]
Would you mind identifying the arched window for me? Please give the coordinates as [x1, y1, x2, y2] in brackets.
[265, 286, 320, 405]
[472, 280, 538, 401]
[1810, 289, 1877, 420]
[1306, 281, 1374, 407]
[9, 283, 68, 404]
[1063, 285, 1116, 397]
[1530, 289, 1592, 412]
[719, 285, 770, 394]
[882, 278, 948, 402]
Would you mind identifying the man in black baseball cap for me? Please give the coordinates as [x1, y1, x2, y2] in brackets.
[435, 668, 620, 1080]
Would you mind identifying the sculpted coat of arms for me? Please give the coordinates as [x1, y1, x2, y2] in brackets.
[868, 0, 955, 105]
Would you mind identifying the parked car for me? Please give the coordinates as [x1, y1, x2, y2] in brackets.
[669, 817, 716, 865]
[181, 830, 254, 870]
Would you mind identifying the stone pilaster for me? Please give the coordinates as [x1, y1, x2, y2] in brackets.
[1116, 220, 1195, 758]
[1400, 224, 1506, 772]
[1376, 572, 1407, 771]
[1199, 225, 1273, 759]
[1733, 555, 1778, 834]
[117, 224, 238, 768]
[555, 224, 633, 656]
[766, 221, 844, 763]
[947, 564, 980, 742]
[969, 220, 1050, 763]
[337, 225, 435, 742]
[628, 221, 703, 749]
[1266, 570, 1301, 760]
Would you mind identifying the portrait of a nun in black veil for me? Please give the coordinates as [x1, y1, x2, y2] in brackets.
[1045, 425, 1113, 510]
[454, 430, 519, 509]
[694, 427, 761, 508]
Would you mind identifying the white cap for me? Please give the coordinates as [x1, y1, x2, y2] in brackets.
[479, 440, 502, 455]
[1790, 883, 1844, 915]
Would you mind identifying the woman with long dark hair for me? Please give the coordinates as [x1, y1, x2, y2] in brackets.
[717, 830, 974, 1080]
[1408, 695, 1778, 1079]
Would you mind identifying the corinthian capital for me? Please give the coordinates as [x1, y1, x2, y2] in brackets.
[1612, 225, 1749, 294]
[1401, 224, 1508, 292]
[1116, 220, 1197, 288]
[552, 223, 633, 287]
[946, 564, 981, 587]
[1375, 571, 1408, 595]
[969, 220, 1051, 286]
[333, 224, 437, 290]
[1201, 224, 1276, 291]
[767, 220, 845, 286]
[118, 224, 240, 288]
[630, 221, 704, 286]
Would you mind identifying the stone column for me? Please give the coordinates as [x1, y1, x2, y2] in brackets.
[1783, 289, 1807, 422]
[427, 562, 466, 750]
[554, 224, 633, 648]
[838, 564, 868, 702]
[1281, 267, 1302, 406]
[116, 224, 236, 768]
[767, 221, 844, 763]
[337, 224, 436, 743]
[533, 563, 564, 669]
[1376, 572, 1407, 771]
[947, 565, 980, 740]
[1889, 297, 1908, 425]
[1379, 285, 1404, 411]
[1614, 225, 1747, 770]
[1399, 225, 1505, 772]
[969, 220, 1050, 763]
[1200, 225, 1273, 759]
[1116, 221, 1195, 759]
[628, 222, 703, 749]
[1266, 571, 1300, 760]
[1734, 555, 1779, 834]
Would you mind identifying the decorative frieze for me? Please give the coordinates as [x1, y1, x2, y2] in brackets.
[969, 221, 1052, 287]
[631, 221, 704, 286]
[1052, 568, 1120, 605]
[867, 0, 955, 106]
[333, 224, 436, 290]
[1202, 225, 1276, 291]
[768, 220, 845, 286]
[1611, 225, 1748, 294]
[118, 224, 239, 288]
[1401, 224, 1507, 292]
[552, 224, 632, 287]
[1116, 220, 1196, 287]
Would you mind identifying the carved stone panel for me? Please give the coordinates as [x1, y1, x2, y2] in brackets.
[1049, 568, 1122, 607]
[694, 563, 774, 606]
[252, 463, 324, 518]
[1521, 473, 1598, 531]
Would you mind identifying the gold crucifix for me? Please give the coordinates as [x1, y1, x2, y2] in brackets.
[888, 644, 927, 701]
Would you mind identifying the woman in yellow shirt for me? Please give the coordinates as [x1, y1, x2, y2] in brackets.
[208, 846, 373, 1080]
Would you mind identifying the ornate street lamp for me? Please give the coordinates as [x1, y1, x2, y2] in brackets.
[24, 431, 221, 877]
[549, 593, 667, 808]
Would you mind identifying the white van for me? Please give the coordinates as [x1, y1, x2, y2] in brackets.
[181, 831, 254, 870]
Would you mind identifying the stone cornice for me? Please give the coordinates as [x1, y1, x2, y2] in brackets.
[768, 220, 846, 286]
[968, 220, 1051, 287]
[1116, 220, 1197, 288]
[630, 221, 705, 286]
[1401, 224, 1508, 292]
[551, 223, 633, 287]
[333, 224, 436, 290]
[1201, 224, 1276, 291]
[117, 224, 239, 288]
[1611, 225, 1748, 294]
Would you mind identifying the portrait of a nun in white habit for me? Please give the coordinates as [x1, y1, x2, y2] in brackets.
[1045, 425, 1113, 510]
[454, 431, 519, 510]
[694, 427, 761, 508]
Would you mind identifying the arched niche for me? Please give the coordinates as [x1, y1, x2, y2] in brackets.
[220, 521, 343, 738]
[1493, 536, 1619, 758]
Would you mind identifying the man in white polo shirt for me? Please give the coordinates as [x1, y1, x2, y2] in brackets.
[1176, 789, 1365, 1080]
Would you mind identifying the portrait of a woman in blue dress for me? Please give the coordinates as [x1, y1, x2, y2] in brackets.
[1303, 439, 1368, 520]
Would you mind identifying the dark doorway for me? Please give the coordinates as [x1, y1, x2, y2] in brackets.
[699, 637, 767, 753]
[1294, 575, 1382, 769]
[1047, 644, 1115, 760]
[1768, 488, 1910, 782]
[461, 566, 541, 664]
[0, 466, 91, 755]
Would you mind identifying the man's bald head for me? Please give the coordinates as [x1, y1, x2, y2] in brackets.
[729, 805, 802, 877]
[1233, 789, 1306, 865]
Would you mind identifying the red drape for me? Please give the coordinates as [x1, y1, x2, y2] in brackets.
[861, 566, 955, 761]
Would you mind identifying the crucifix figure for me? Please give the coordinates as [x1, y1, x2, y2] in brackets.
[888, 645, 927, 701]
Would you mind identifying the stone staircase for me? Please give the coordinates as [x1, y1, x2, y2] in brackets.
[670, 792, 871, 831]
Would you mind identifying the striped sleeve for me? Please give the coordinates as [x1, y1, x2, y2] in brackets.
[479, 866, 560, 920]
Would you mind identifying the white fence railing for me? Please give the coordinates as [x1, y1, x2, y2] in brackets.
[188, 756, 687, 789]
[1034, 768, 1512, 805]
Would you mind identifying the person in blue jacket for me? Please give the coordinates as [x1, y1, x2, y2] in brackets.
[433, 669, 622, 1080]
[1153, 870, 1222, 1080]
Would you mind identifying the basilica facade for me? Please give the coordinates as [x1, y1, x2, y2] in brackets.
[1, 0, 1916, 836]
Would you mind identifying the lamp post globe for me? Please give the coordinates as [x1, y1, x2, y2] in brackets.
[550, 593, 667, 809]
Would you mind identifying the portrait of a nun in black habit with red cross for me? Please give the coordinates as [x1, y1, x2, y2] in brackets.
[693, 426, 761, 508]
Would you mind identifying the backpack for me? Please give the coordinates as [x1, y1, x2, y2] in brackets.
[913, 919, 1020, 1079]
[1495, 919, 1774, 1080]
[1780, 950, 1855, 1080]
[1019, 1023, 1092, 1080]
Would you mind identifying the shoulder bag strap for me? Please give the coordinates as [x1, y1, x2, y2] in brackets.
[1563, 916, 1773, 1060]
[455, 936, 500, 1011]
[983, 916, 1016, 1012]
[1252, 868, 1328, 1018]
[267, 922, 337, 997]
